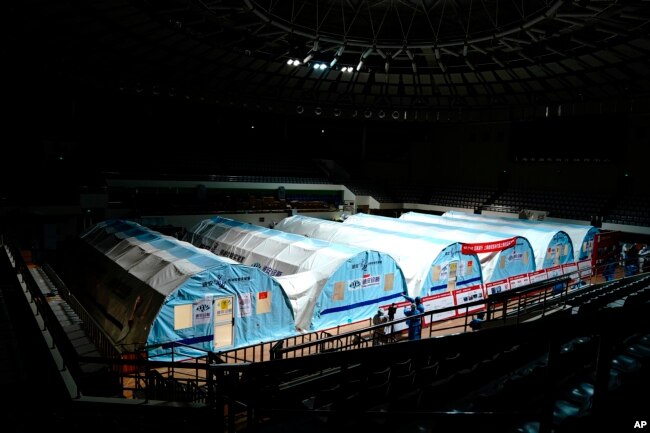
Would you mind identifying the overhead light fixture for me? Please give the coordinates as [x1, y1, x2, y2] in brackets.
[357, 47, 374, 71]
[303, 53, 314, 63]
[330, 45, 345, 68]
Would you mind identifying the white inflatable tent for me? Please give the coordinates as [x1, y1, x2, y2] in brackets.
[273, 215, 484, 299]
[184, 216, 409, 331]
[400, 212, 574, 270]
[443, 210, 599, 262]
[78, 220, 296, 361]
[344, 213, 536, 283]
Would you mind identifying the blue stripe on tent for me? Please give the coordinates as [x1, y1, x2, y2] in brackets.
[320, 292, 404, 315]
[161, 334, 214, 349]
[429, 275, 483, 292]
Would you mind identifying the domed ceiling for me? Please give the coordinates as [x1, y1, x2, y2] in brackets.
[10, 0, 650, 121]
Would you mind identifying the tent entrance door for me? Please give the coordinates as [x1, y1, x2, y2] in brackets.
[213, 296, 234, 350]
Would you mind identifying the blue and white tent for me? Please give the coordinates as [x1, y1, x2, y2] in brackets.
[273, 215, 483, 299]
[184, 216, 409, 331]
[79, 220, 296, 361]
[344, 213, 536, 283]
[443, 210, 599, 261]
[400, 212, 575, 270]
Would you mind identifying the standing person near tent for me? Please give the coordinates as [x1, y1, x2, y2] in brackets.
[403, 303, 422, 340]
[387, 303, 397, 321]
[624, 243, 640, 277]
[372, 309, 388, 345]
[403, 294, 425, 314]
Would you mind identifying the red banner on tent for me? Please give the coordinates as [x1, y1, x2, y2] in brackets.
[462, 237, 517, 254]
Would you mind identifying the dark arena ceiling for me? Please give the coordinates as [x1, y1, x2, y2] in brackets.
[10, 0, 650, 122]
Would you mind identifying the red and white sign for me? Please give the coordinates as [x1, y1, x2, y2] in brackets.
[462, 237, 517, 254]
[528, 269, 548, 284]
[486, 279, 510, 296]
[508, 273, 531, 289]
[453, 285, 485, 315]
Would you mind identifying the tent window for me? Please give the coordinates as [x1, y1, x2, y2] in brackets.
[257, 291, 271, 314]
[333, 282, 344, 300]
[174, 304, 193, 330]
[449, 262, 458, 282]
[383, 273, 394, 291]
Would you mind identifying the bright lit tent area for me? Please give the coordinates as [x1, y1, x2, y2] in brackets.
[183, 216, 408, 332]
[443, 210, 599, 262]
[400, 212, 575, 271]
[273, 215, 484, 300]
[75, 220, 296, 361]
[343, 213, 536, 283]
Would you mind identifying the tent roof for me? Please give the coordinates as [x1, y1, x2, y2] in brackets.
[344, 212, 536, 281]
[444, 210, 599, 260]
[400, 211, 574, 270]
[274, 214, 482, 297]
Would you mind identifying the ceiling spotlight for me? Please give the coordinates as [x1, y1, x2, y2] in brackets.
[314, 107, 323, 116]
[378, 110, 386, 119]
[364, 109, 372, 119]
[333, 108, 342, 117]
[392, 110, 400, 120]
[303, 53, 314, 63]
[330, 46, 345, 68]
[296, 105, 304, 114]
[356, 61, 364, 71]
